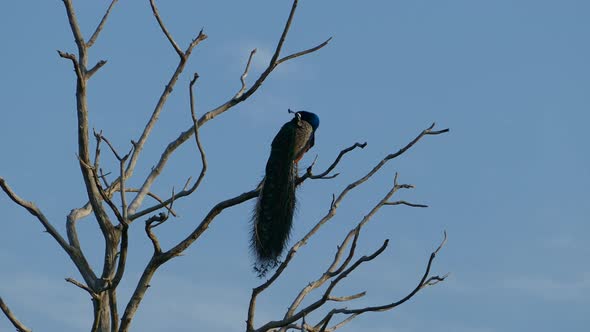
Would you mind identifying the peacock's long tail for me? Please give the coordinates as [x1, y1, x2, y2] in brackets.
[252, 146, 297, 277]
[251, 111, 318, 277]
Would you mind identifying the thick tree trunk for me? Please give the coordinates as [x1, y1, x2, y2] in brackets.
[92, 292, 113, 332]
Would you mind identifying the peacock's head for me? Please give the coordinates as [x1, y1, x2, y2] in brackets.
[292, 110, 319, 131]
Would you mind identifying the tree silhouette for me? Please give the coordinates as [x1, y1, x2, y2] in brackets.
[0, 1, 449, 331]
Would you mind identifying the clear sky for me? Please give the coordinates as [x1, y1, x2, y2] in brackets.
[1, 1, 588, 331]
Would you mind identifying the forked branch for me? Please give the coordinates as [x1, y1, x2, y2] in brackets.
[299, 142, 367, 183]
[255, 240, 389, 332]
[272, 174, 417, 332]
[316, 232, 448, 331]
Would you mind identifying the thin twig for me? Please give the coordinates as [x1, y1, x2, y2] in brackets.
[145, 213, 166, 254]
[66, 278, 99, 299]
[276, 37, 332, 66]
[93, 129, 102, 172]
[384, 200, 428, 208]
[299, 142, 367, 184]
[95, 132, 123, 161]
[149, 0, 183, 57]
[236, 49, 257, 98]
[189, 73, 208, 194]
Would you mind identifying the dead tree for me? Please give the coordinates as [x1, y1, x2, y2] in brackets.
[0, 1, 449, 331]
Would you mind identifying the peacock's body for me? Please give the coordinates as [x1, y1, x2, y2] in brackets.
[252, 111, 319, 276]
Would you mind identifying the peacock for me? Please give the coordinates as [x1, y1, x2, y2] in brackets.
[252, 110, 320, 276]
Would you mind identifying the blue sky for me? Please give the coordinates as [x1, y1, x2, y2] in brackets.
[1, 0, 589, 331]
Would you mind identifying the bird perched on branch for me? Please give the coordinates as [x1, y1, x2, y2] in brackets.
[252, 110, 320, 277]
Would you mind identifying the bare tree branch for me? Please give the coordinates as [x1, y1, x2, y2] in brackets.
[61, 0, 87, 63]
[119, 157, 130, 222]
[66, 278, 98, 300]
[147, 214, 167, 254]
[64, 204, 99, 288]
[256, 240, 389, 332]
[119, 252, 162, 332]
[87, 60, 107, 78]
[57, 50, 84, 80]
[299, 142, 367, 183]
[0, 297, 31, 332]
[188, 73, 208, 192]
[86, 133, 132, 293]
[384, 200, 428, 208]
[321, 313, 359, 332]
[119, 209, 175, 332]
[284, 174, 425, 330]
[327, 292, 366, 302]
[273, 173, 409, 331]
[230, 0, 330, 105]
[67, 204, 90, 249]
[128, 72, 208, 221]
[59, 0, 117, 252]
[0, 177, 71, 252]
[149, 0, 183, 58]
[126, 28, 207, 215]
[87, 0, 119, 48]
[109, 221, 128, 290]
[315, 232, 448, 329]
[276, 37, 333, 66]
[125, 188, 178, 217]
[277, 228, 362, 329]
[88, 162, 123, 225]
[60, 1, 118, 295]
[235, 49, 258, 99]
